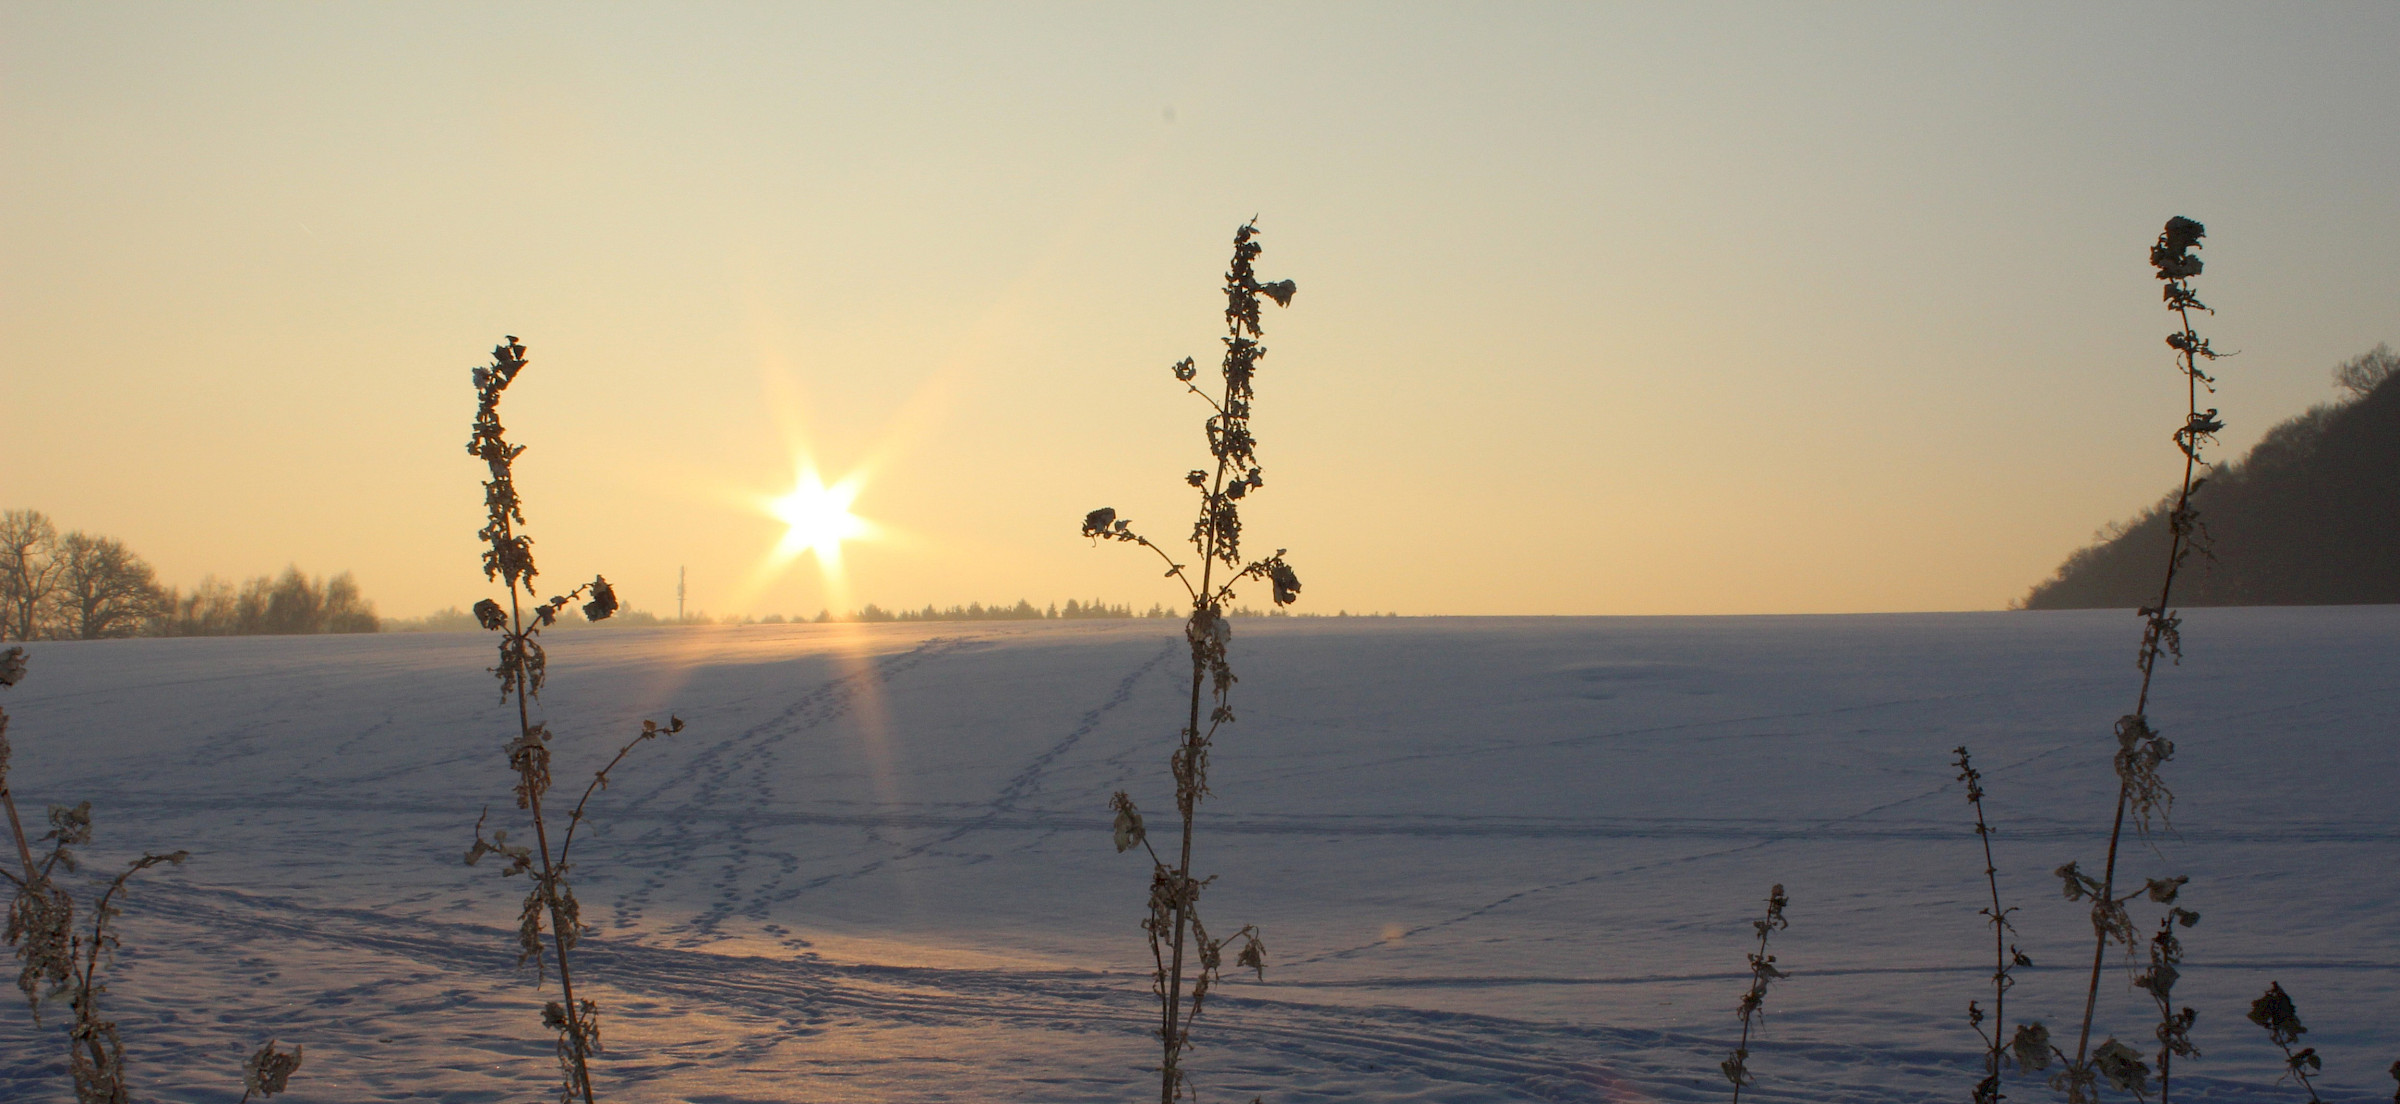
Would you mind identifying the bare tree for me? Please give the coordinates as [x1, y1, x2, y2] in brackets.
[51, 532, 164, 640]
[0, 509, 61, 641]
[158, 568, 378, 636]
[2333, 342, 2397, 399]
[321, 572, 378, 633]
[252, 567, 324, 635]
[159, 575, 240, 637]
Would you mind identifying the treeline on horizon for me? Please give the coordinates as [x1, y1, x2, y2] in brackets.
[822, 599, 1383, 623]
[839, 598, 1165, 622]
[1, 508, 377, 640]
[2022, 344, 2400, 608]
[3, 505, 1387, 641]
[392, 597, 1391, 632]
[395, 597, 1162, 630]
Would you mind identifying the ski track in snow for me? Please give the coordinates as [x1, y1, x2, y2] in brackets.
[605, 633, 984, 940]
[0, 884, 2007, 1104]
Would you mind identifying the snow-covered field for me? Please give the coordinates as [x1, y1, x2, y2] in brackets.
[1, 609, 2393, 1103]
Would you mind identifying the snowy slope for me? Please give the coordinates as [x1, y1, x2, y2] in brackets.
[0, 609, 2393, 1102]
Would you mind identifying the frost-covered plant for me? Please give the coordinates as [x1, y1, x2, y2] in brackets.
[2, 646, 201, 1104]
[2024, 218, 2219, 1104]
[2247, 982, 2322, 1102]
[462, 335, 680, 1104]
[1955, 747, 2033, 1103]
[2045, 865, 2195, 1099]
[60, 851, 189, 1104]
[1721, 884, 1789, 1101]
[2136, 908, 2201, 1099]
[1087, 222, 1301, 1103]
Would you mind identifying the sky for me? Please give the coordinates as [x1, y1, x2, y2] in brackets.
[4, 2, 2396, 619]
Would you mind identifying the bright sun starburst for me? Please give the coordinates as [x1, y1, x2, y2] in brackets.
[768, 466, 872, 570]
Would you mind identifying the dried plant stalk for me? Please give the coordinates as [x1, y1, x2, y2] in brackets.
[2247, 982, 2323, 1102]
[1722, 884, 1789, 1102]
[2137, 907, 2201, 1099]
[2035, 219, 2221, 1104]
[1955, 747, 2031, 1104]
[463, 336, 677, 1104]
[64, 851, 189, 1104]
[1087, 223, 1300, 1103]
[3, 645, 217, 1104]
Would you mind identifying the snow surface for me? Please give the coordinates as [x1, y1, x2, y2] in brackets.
[0, 608, 2394, 1103]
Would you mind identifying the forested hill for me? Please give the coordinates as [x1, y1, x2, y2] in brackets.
[2022, 367, 2400, 609]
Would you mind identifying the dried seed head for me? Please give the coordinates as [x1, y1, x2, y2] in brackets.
[2009, 1022, 2052, 1072]
[7, 879, 74, 1018]
[1234, 931, 1266, 979]
[1109, 792, 1146, 854]
[2159, 217, 2204, 253]
[582, 575, 618, 622]
[0, 646, 24, 687]
[242, 1039, 303, 1098]
[1270, 562, 1301, 606]
[45, 802, 93, 871]
[2136, 961, 2179, 1001]
[2248, 981, 2307, 1047]
[2092, 1038, 2152, 1095]
[2151, 217, 2206, 281]
[516, 886, 550, 975]
[1721, 1047, 1752, 1087]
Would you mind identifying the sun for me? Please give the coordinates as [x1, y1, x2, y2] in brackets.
[769, 466, 872, 569]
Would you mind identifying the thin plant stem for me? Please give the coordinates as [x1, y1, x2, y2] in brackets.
[463, 336, 639, 1104]
[1155, 336, 1247, 1104]
[507, 585, 596, 1104]
[0, 665, 35, 884]
[64, 851, 186, 1104]
[1956, 747, 2020, 1103]
[2075, 298, 2199, 1065]
[1091, 224, 1298, 1103]
[1, 739, 34, 883]
[1723, 884, 1788, 1103]
[2064, 218, 2219, 1103]
[2249, 982, 2322, 1102]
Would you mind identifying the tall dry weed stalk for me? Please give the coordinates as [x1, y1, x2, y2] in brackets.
[1955, 747, 2031, 1103]
[461, 336, 681, 1104]
[1087, 222, 1302, 1103]
[2011, 218, 2220, 1104]
[2246, 983, 2322, 1102]
[1721, 884, 1789, 1101]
